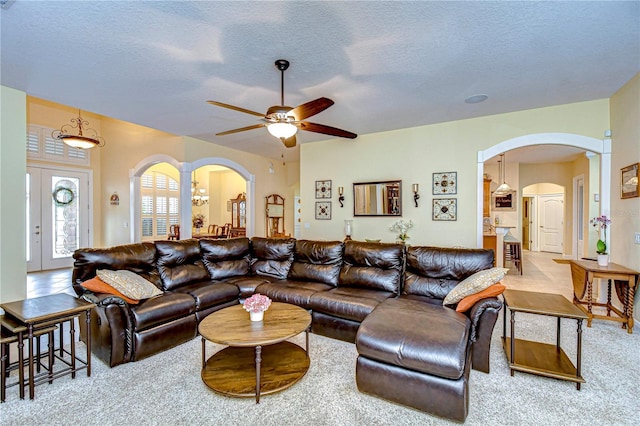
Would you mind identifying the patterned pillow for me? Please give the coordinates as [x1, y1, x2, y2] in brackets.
[443, 267, 509, 306]
[97, 269, 163, 300]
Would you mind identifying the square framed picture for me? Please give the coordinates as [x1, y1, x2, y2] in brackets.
[433, 198, 457, 221]
[621, 163, 639, 199]
[432, 172, 457, 195]
[315, 180, 332, 199]
[315, 201, 332, 220]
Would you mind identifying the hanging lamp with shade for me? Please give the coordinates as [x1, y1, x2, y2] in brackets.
[494, 153, 513, 195]
[52, 109, 105, 149]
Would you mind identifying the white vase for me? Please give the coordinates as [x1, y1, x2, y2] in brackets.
[597, 254, 609, 267]
[250, 311, 264, 322]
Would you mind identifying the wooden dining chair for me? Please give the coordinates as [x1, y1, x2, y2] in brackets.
[207, 224, 218, 234]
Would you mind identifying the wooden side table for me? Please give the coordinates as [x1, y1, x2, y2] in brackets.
[502, 289, 587, 390]
[0, 294, 95, 399]
[569, 260, 639, 333]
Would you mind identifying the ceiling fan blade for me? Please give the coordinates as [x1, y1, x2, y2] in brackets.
[288, 97, 334, 121]
[207, 100, 265, 117]
[216, 123, 265, 136]
[282, 135, 296, 148]
[298, 122, 357, 139]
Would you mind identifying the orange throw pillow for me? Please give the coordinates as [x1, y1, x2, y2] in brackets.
[455, 283, 505, 312]
[81, 277, 139, 304]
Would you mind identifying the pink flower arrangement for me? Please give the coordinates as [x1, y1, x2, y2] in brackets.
[243, 294, 272, 313]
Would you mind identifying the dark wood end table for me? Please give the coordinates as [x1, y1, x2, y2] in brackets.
[198, 302, 311, 403]
[502, 289, 587, 390]
[0, 293, 95, 399]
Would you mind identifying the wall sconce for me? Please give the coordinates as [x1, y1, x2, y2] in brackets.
[412, 184, 420, 207]
[338, 186, 345, 208]
[344, 220, 353, 241]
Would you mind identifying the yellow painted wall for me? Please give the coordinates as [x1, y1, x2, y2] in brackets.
[609, 73, 640, 320]
[300, 99, 610, 247]
[0, 86, 27, 303]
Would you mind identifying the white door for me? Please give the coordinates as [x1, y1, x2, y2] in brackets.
[575, 177, 585, 259]
[27, 166, 90, 271]
[539, 194, 564, 253]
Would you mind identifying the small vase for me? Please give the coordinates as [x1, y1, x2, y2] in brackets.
[597, 254, 609, 267]
[195, 227, 201, 234]
[250, 311, 264, 322]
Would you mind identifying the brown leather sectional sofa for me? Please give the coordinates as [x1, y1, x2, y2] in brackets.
[72, 237, 502, 422]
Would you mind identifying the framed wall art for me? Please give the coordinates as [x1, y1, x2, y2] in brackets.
[432, 198, 457, 221]
[493, 190, 517, 211]
[432, 172, 457, 195]
[315, 201, 332, 220]
[315, 180, 332, 199]
[621, 163, 639, 199]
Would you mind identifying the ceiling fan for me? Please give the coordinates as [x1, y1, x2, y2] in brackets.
[207, 59, 357, 148]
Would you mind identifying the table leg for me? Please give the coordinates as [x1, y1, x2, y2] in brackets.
[70, 319, 76, 379]
[576, 319, 583, 391]
[48, 330, 54, 384]
[85, 309, 92, 377]
[58, 321, 64, 358]
[556, 317, 561, 350]
[586, 275, 594, 327]
[17, 330, 24, 399]
[201, 337, 206, 369]
[255, 345, 262, 404]
[28, 324, 34, 400]
[627, 281, 635, 334]
[510, 310, 515, 376]
[305, 326, 310, 353]
[1, 342, 7, 402]
[606, 279, 612, 317]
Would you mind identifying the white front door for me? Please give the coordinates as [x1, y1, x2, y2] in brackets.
[539, 194, 564, 253]
[27, 166, 90, 271]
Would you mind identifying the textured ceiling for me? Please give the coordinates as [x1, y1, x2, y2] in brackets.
[1, 1, 638, 164]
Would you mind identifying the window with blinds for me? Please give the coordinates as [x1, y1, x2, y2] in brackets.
[141, 170, 180, 241]
[27, 125, 90, 165]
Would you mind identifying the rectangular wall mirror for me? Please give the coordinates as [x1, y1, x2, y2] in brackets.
[353, 180, 402, 216]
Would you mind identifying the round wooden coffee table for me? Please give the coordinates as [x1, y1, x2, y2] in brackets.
[198, 302, 311, 403]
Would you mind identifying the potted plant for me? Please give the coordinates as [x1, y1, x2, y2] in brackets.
[192, 213, 205, 233]
[243, 294, 272, 322]
[590, 215, 611, 266]
[389, 219, 414, 244]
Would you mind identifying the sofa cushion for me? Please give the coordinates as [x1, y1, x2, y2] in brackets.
[404, 246, 495, 300]
[250, 237, 295, 279]
[72, 242, 161, 287]
[172, 280, 239, 311]
[223, 276, 273, 299]
[339, 241, 404, 294]
[155, 239, 210, 291]
[256, 280, 333, 309]
[356, 298, 470, 380]
[455, 283, 506, 312]
[80, 277, 139, 304]
[199, 238, 251, 280]
[130, 292, 196, 331]
[308, 287, 394, 322]
[443, 267, 509, 306]
[97, 269, 163, 300]
[288, 240, 344, 286]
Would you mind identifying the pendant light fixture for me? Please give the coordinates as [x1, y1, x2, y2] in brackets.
[52, 109, 105, 149]
[494, 153, 512, 195]
[191, 171, 209, 206]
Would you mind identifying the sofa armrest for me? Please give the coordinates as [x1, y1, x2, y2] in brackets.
[466, 296, 502, 342]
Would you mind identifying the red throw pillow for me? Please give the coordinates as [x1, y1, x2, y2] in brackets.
[455, 283, 506, 312]
[81, 277, 139, 304]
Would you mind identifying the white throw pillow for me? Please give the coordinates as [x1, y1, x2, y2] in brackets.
[443, 267, 509, 306]
[97, 269, 162, 300]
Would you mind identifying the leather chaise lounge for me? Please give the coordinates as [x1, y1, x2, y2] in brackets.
[72, 237, 503, 422]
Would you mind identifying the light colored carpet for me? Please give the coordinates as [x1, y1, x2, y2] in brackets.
[2, 310, 639, 426]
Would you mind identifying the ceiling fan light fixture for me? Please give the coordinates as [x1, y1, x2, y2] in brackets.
[267, 122, 297, 139]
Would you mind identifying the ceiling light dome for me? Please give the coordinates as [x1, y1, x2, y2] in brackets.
[267, 122, 297, 139]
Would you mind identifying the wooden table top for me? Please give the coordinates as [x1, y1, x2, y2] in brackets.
[503, 289, 587, 320]
[199, 302, 311, 347]
[569, 260, 639, 276]
[0, 293, 95, 325]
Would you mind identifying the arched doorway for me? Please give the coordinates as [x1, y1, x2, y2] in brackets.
[476, 133, 611, 256]
[130, 155, 255, 242]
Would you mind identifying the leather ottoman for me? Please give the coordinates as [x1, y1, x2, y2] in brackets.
[355, 298, 472, 422]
